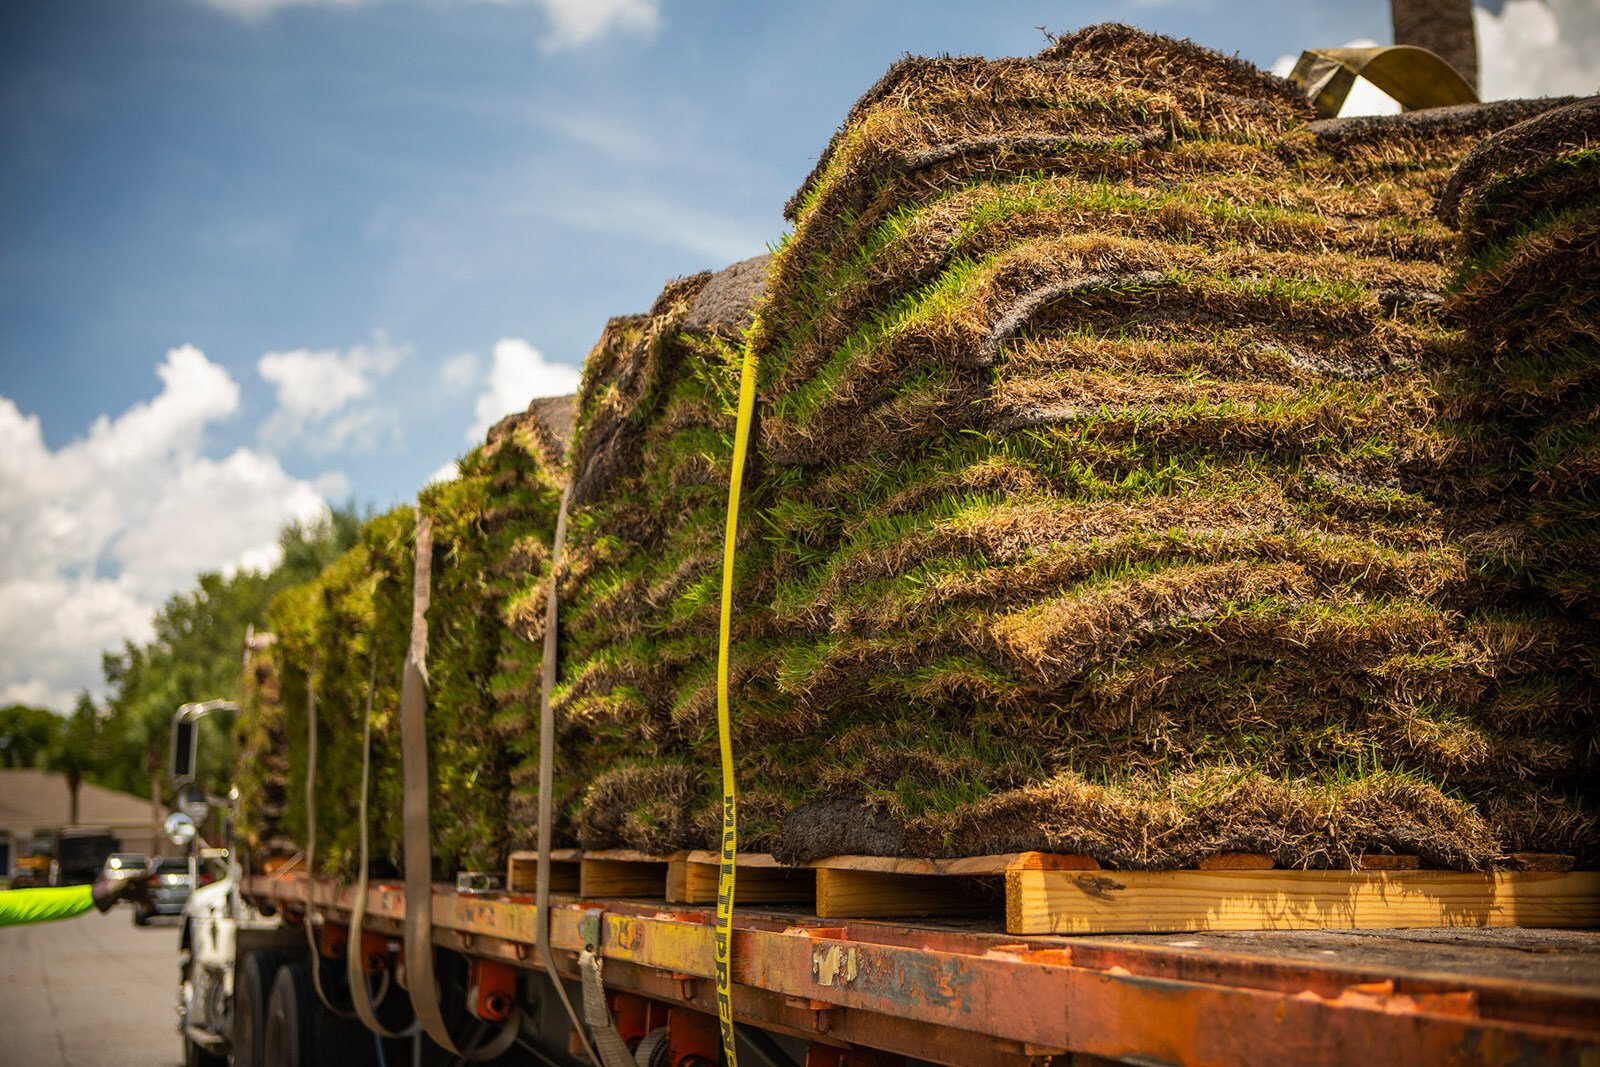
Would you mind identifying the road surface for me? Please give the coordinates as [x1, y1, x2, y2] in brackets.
[0, 904, 182, 1067]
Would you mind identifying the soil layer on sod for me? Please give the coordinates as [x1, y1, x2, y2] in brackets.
[234, 27, 1597, 877]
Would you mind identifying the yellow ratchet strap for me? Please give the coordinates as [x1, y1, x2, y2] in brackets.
[1288, 45, 1478, 118]
[714, 340, 759, 1067]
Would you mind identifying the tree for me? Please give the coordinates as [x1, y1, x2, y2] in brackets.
[0, 703, 61, 768]
[44, 694, 104, 825]
[97, 505, 363, 838]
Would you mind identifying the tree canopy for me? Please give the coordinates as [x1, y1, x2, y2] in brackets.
[90, 507, 364, 801]
[0, 703, 61, 768]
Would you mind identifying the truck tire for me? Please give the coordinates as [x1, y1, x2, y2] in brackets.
[264, 962, 322, 1067]
[263, 959, 381, 1067]
[233, 949, 293, 1067]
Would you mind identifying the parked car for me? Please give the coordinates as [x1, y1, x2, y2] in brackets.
[101, 853, 147, 880]
[135, 857, 194, 926]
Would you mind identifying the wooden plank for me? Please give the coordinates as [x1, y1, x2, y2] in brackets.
[671, 859, 815, 905]
[580, 856, 667, 898]
[666, 853, 692, 903]
[815, 868, 1000, 919]
[1197, 853, 1275, 870]
[1352, 854, 1421, 870]
[1508, 853, 1577, 872]
[1006, 868, 1600, 936]
[505, 851, 580, 895]
[809, 853, 1048, 877]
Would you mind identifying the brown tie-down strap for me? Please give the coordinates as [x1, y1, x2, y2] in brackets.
[535, 486, 619, 1067]
[302, 652, 356, 1019]
[401, 514, 519, 1059]
[347, 643, 420, 1039]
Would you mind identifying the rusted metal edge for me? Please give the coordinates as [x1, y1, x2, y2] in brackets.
[247, 875, 1600, 1067]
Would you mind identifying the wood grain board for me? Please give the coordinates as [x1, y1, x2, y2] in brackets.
[1006, 868, 1600, 935]
[505, 849, 580, 894]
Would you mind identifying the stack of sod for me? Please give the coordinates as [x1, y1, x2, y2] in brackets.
[522, 259, 765, 853]
[252, 400, 570, 880]
[1436, 96, 1600, 617]
[548, 25, 1597, 869]
[233, 631, 296, 864]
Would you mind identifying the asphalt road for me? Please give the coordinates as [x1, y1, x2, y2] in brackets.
[0, 903, 183, 1067]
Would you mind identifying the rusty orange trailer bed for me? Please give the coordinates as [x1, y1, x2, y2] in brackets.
[245, 873, 1600, 1066]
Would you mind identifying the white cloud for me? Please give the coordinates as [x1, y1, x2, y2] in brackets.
[468, 337, 580, 442]
[528, 182, 769, 263]
[439, 352, 481, 392]
[258, 332, 405, 454]
[1477, 0, 1600, 99]
[191, 0, 664, 51]
[193, 0, 363, 21]
[0, 346, 327, 710]
[426, 460, 461, 487]
[528, 0, 661, 52]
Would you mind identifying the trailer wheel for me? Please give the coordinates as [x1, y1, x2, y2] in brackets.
[263, 962, 322, 1067]
[262, 959, 381, 1067]
[233, 949, 293, 1067]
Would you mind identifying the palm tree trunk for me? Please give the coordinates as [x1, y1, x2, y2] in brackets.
[150, 767, 164, 857]
[1392, 0, 1479, 92]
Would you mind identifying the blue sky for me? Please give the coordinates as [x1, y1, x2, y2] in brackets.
[2, 0, 1595, 710]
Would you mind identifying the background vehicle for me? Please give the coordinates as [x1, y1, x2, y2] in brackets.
[135, 856, 197, 926]
[13, 826, 120, 887]
[102, 852, 147, 879]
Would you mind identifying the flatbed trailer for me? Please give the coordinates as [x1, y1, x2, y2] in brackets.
[242, 871, 1600, 1066]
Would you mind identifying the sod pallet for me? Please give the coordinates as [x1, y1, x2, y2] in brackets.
[534, 25, 1598, 872]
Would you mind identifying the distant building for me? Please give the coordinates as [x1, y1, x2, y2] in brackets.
[0, 769, 159, 880]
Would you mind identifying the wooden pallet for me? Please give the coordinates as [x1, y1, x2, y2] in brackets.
[510, 848, 1600, 935]
[1009, 867, 1600, 935]
[507, 849, 674, 898]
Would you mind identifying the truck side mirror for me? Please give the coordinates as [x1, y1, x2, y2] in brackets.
[170, 715, 197, 785]
[165, 812, 197, 848]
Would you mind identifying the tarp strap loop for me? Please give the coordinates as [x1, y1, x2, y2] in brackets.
[534, 483, 610, 1066]
[1288, 45, 1478, 118]
[303, 649, 356, 1019]
[349, 641, 422, 1038]
[400, 513, 520, 1060]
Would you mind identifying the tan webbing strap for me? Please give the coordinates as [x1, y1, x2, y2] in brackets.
[401, 514, 520, 1059]
[1288, 45, 1478, 118]
[302, 650, 355, 1018]
[348, 643, 419, 1038]
[534, 485, 612, 1067]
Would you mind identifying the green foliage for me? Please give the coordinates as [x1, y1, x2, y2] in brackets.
[93, 506, 363, 804]
[0, 703, 60, 768]
[42, 694, 108, 822]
